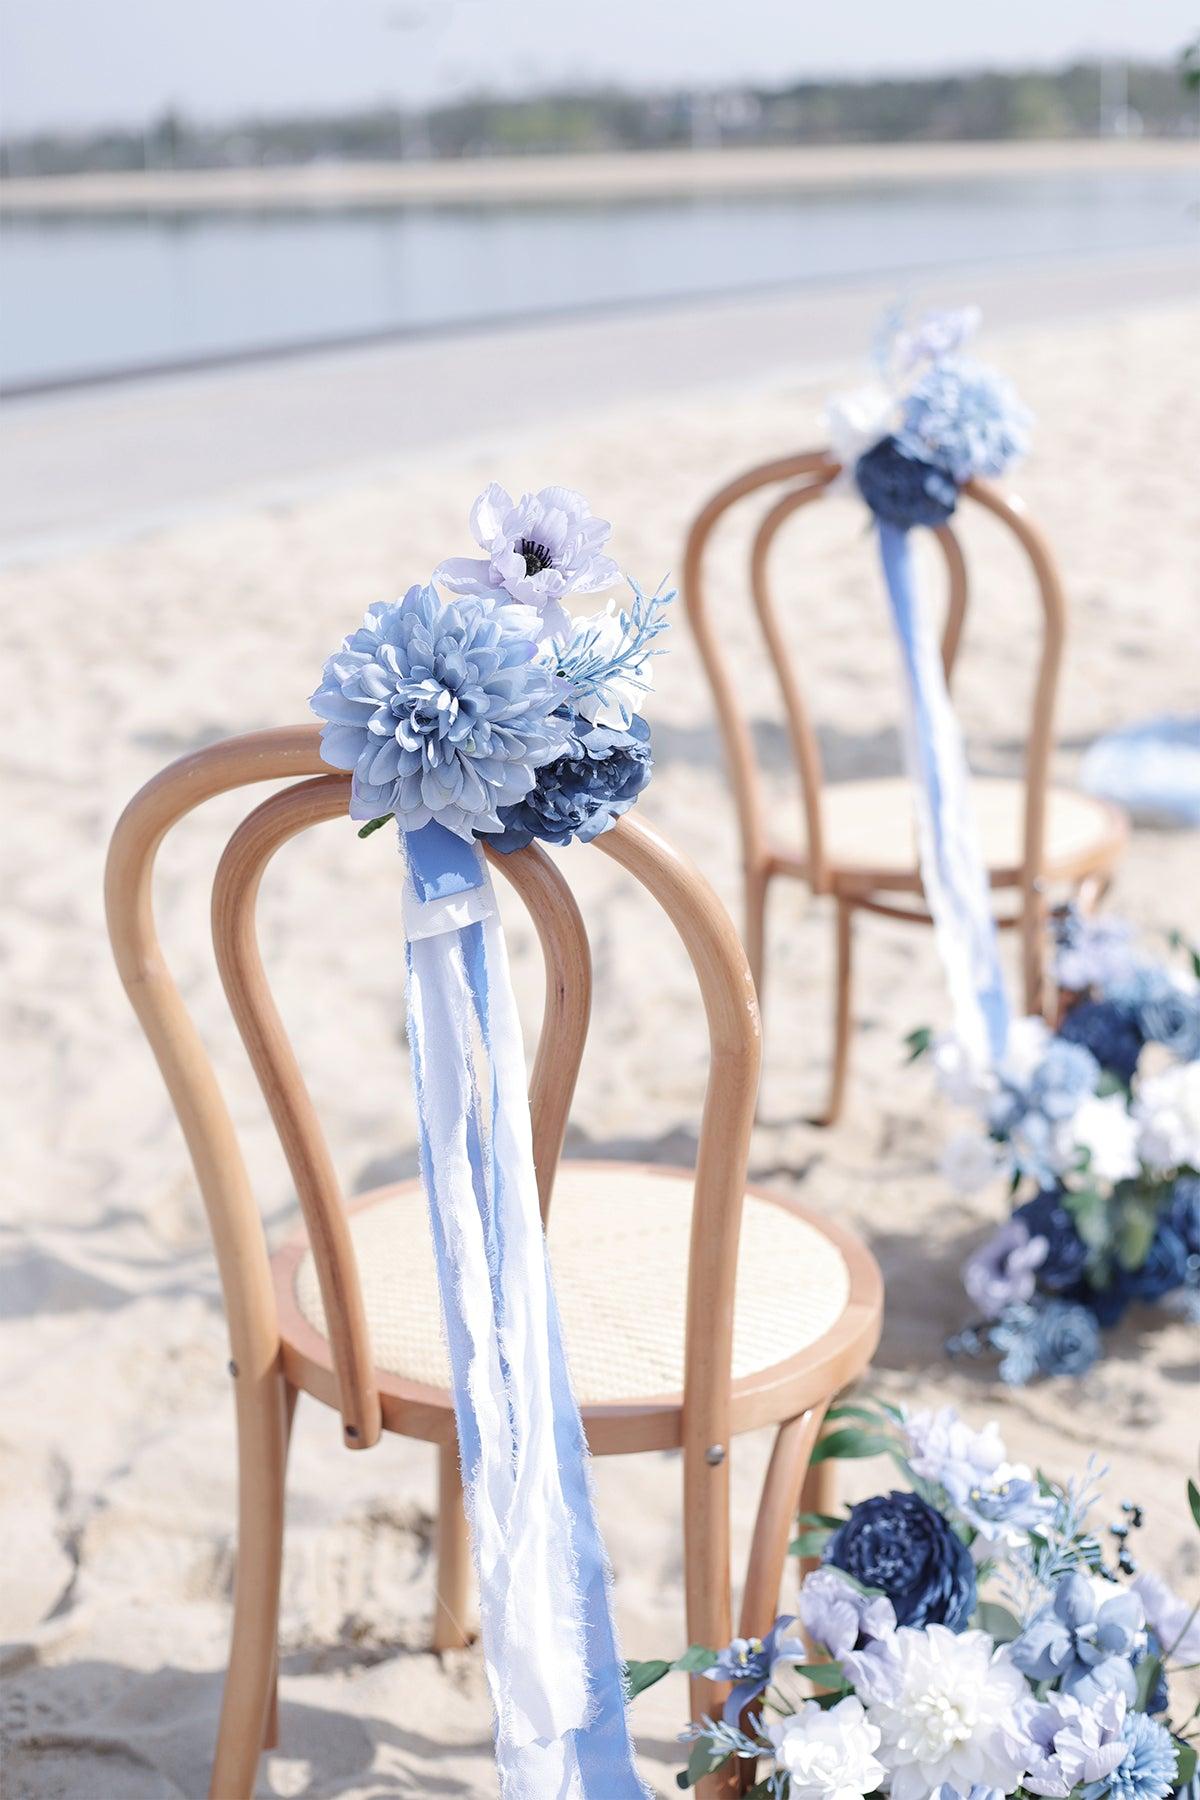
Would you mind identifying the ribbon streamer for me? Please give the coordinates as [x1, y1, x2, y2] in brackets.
[401, 822, 647, 1798]
[876, 521, 1010, 1068]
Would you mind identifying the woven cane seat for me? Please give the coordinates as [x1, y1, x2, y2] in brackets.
[819, 776, 1124, 889]
[285, 1163, 852, 1404]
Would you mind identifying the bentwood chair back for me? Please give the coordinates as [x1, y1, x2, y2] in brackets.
[683, 450, 1128, 1124]
[105, 723, 882, 1800]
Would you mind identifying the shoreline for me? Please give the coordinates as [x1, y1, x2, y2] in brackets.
[3, 136, 1196, 214]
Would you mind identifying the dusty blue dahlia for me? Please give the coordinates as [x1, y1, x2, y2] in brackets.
[855, 435, 958, 528]
[491, 714, 652, 852]
[897, 355, 1031, 484]
[310, 583, 568, 839]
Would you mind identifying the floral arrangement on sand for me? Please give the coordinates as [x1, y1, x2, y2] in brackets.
[311, 481, 670, 853]
[631, 1399, 1200, 1799]
[925, 910, 1200, 1383]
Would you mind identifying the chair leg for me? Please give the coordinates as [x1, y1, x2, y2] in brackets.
[738, 1406, 830, 1640]
[733, 1408, 830, 1797]
[209, 1361, 290, 1800]
[1022, 879, 1048, 1020]
[744, 867, 769, 1010]
[262, 1382, 298, 1753]
[797, 1447, 840, 1588]
[810, 899, 854, 1128]
[684, 1440, 737, 1799]
[432, 1439, 474, 1652]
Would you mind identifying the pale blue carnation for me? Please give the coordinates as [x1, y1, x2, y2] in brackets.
[1082, 1711, 1180, 1800]
[311, 583, 568, 838]
[898, 355, 1031, 484]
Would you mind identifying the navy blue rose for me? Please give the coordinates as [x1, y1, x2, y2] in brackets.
[824, 1490, 976, 1631]
[1124, 1220, 1189, 1302]
[1166, 1176, 1200, 1255]
[1077, 1277, 1132, 1330]
[1014, 1189, 1090, 1292]
[1059, 997, 1145, 1086]
[855, 436, 958, 529]
[493, 714, 651, 852]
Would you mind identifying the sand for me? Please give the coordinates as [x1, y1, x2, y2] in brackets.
[3, 138, 1194, 215]
[2, 295, 1198, 1798]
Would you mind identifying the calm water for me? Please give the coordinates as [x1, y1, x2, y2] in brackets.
[3, 168, 1196, 391]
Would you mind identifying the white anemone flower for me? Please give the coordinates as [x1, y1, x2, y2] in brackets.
[436, 482, 620, 638]
[855, 1626, 1031, 1800]
[764, 1696, 886, 1800]
[825, 383, 895, 489]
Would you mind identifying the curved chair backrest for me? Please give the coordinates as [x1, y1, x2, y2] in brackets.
[105, 724, 761, 1466]
[683, 450, 1066, 906]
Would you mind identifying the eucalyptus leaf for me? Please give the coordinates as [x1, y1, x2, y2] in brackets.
[1188, 1478, 1200, 1532]
[904, 1026, 933, 1063]
[790, 1529, 833, 1558]
[1176, 1740, 1198, 1786]
[674, 1644, 718, 1674]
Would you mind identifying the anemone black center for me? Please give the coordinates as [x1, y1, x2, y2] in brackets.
[518, 538, 555, 577]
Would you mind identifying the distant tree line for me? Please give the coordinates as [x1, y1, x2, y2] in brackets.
[3, 59, 1196, 179]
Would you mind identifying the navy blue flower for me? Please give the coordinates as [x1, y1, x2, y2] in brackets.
[1124, 1221, 1189, 1303]
[492, 714, 652, 852]
[1166, 1175, 1200, 1255]
[1060, 997, 1146, 1086]
[855, 435, 958, 529]
[823, 1490, 976, 1631]
[1013, 1189, 1090, 1292]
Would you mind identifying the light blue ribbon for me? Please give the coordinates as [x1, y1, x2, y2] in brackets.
[877, 519, 1009, 1065]
[403, 824, 645, 1797]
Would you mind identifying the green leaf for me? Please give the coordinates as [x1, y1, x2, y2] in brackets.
[810, 1428, 897, 1466]
[674, 1644, 718, 1675]
[1064, 1188, 1113, 1254]
[1188, 1478, 1200, 1532]
[1114, 1194, 1159, 1272]
[624, 1658, 673, 1699]
[795, 1511, 846, 1529]
[1134, 1653, 1164, 1712]
[678, 1738, 728, 1788]
[1176, 1740, 1197, 1786]
[789, 1528, 833, 1558]
[974, 1601, 1022, 1644]
[357, 813, 394, 840]
[776, 1660, 850, 1694]
[904, 1026, 933, 1063]
[825, 1402, 892, 1428]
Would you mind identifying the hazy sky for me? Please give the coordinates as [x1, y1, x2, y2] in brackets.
[3, 0, 1197, 134]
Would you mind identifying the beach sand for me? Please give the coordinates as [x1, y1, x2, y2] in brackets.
[2, 296, 1198, 1797]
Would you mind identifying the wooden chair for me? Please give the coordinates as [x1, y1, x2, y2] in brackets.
[683, 450, 1128, 1126]
[105, 724, 883, 1800]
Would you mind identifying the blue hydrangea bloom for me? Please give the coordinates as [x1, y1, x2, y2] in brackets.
[989, 1302, 1042, 1385]
[1081, 1710, 1180, 1800]
[1028, 1038, 1102, 1120]
[855, 435, 958, 528]
[1012, 1570, 1140, 1702]
[897, 355, 1031, 484]
[491, 714, 652, 852]
[823, 1490, 976, 1631]
[1059, 997, 1146, 1086]
[311, 584, 568, 838]
[1013, 1190, 1090, 1292]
